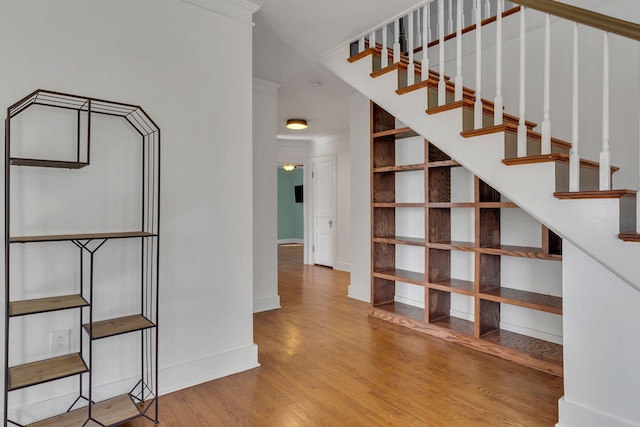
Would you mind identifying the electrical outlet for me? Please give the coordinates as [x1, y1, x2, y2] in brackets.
[50, 330, 70, 356]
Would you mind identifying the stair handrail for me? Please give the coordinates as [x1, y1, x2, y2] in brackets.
[511, 0, 640, 42]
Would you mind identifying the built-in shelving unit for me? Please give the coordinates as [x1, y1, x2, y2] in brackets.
[369, 102, 564, 376]
[4, 90, 161, 426]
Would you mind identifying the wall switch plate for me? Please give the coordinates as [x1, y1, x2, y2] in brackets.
[50, 329, 70, 356]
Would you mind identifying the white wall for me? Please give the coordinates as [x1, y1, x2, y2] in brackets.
[558, 242, 640, 427]
[309, 134, 351, 272]
[0, 0, 259, 421]
[348, 94, 371, 302]
[253, 78, 281, 313]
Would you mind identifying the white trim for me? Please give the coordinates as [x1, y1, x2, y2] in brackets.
[557, 397, 638, 427]
[394, 294, 425, 309]
[308, 153, 337, 267]
[253, 295, 281, 313]
[348, 283, 370, 302]
[333, 261, 351, 272]
[180, 0, 259, 26]
[253, 77, 280, 95]
[278, 238, 304, 245]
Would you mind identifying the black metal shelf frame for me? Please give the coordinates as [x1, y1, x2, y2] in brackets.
[4, 90, 161, 427]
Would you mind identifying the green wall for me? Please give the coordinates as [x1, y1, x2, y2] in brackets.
[277, 167, 304, 240]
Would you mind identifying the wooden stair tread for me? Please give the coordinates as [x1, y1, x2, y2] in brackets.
[26, 394, 143, 427]
[10, 294, 89, 317]
[619, 233, 640, 242]
[554, 189, 636, 200]
[429, 101, 537, 130]
[502, 153, 620, 172]
[84, 314, 155, 339]
[9, 353, 87, 390]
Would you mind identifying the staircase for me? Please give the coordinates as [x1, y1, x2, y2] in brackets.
[322, 1, 640, 426]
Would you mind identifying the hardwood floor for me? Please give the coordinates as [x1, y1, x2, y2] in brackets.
[126, 244, 563, 426]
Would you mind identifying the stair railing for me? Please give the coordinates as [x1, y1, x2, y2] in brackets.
[349, 0, 640, 229]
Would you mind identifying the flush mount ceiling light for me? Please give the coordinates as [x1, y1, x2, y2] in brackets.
[282, 164, 296, 171]
[286, 119, 308, 130]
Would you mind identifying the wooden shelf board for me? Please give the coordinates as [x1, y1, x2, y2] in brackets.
[373, 236, 425, 246]
[428, 241, 476, 252]
[427, 160, 461, 168]
[430, 316, 475, 337]
[11, 231, 156, 243]
[373, 269, 425, 286]
[373, 202, 425, 208]
[482, 329, 563, 367]
[84, 314, 155, 340]
[10, 158, 89, 169]
[427, 202, 476, 208]
[10, 294, 88, 317]
[373, 163, 425, 173]
[428, 278, 475, 295]
[9, 353, 87, 391]
[372, 127, 419, 139]
[480, 287, 562, 314]
[477, 202, 518, 208]
[477, 245, 562, 260]
[370, 301, 424, 323]
[26, 394, 144, 427]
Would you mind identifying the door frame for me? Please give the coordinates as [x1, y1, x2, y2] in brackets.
[305, 153, 337, 266]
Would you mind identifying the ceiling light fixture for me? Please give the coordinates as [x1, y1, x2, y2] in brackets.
[282, 164, 296, 171]
[286, 119, 308, 130]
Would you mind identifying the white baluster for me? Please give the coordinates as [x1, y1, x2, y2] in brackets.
[381, 24, 389, 69]
[422, 3, 430, 81]
[455, 0, 463, 101]
[517, 6, 527, 157]
[569, 22, 580, 192]
[439, 0, 446, 105]
[448, 0, 454, 34]
[370, 30, 376, 51]
[394, 19, 401, 64]
[461, 0, 466, 28]
[359, 36, 365, 53]
[600, 32, 611, 190]
[637, 67, 640, 232]
[484, 0, 490, 20]
[416, 7, 423, 49]
[471, 0, 477, 25]
[541, 13, 552, 154]
[494, 0, 503, 125]
[408, 11, 416, 86]
[474, 0, 483, 129]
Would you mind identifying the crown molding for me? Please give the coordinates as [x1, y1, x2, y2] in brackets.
[181, 0, 259, 26]
[253, 77, 280, 96]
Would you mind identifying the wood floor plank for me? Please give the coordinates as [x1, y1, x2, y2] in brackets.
[122, 244, 563, 426]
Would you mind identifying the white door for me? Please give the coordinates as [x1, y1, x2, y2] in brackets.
[312, 155, 335, 267]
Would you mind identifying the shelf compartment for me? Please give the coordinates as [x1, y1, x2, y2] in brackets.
[373, 236, 425, 246]
[373, 269, 425, 285]
[9, 353, 88, 391]
[10, 158, 89, 169]
[480, 287, 562, 314]
[370, 301, 424, 323]
[26, 394, 143, 427]
[84, 315, 155, 340]
[373, 163, 425, 173]
[428, 278, 475, 296]
[482, 329, 563, 369]
[476, 245, 562, 260]
[10, 294, 89, 317]
[10, 231, 157, 244]
[372, 127, 419, 139]
[430, 316, 475, 337]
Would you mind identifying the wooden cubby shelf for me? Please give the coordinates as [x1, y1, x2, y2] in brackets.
[84, 314, 156, 340]
[10, 294, 89, 317]
[27, 394, 143, 427]
[9, 353, 88, 391]
[369, 102, 564, 377]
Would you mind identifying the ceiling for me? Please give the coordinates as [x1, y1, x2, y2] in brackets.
[251, 0, 421, 141]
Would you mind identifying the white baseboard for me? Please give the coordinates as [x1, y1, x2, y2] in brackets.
[556, 397, 637, 427]
[394, 295, 425, 309]
[6, 344, 259, 424]
[253, 295, 281, 313]
[277, 239, 303, 245]
[334, 262, 351, 272]
[348, 284, 370, 302]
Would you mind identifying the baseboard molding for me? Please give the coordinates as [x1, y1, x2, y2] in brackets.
[277, 238, 303, 245]
[6, 344, 259, 424]
[500, 321, 563, 345]
[394, 295, 425, 309]
[333, 261, 351, 272]
[557, 397, 637, 427]
[253, 295, 281, 313]
[348, 284, 370, 302]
